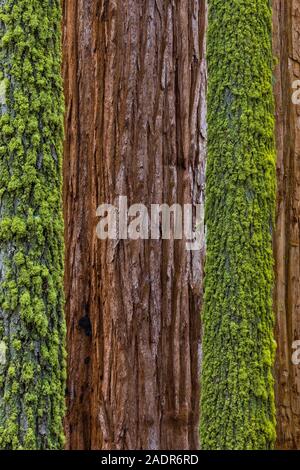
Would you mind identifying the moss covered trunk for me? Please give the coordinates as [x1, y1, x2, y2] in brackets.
[63, 0, 206, 450]
[273, 0, 300, 449]
[201, 0, 277, 449]
[0, 0, 66, 449]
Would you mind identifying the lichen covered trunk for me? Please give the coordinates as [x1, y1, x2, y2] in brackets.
[0, 0, 66, 449]
[64, 0, 206, 450]
[201, 0, 277, 449]
[273, 0, 300, 449]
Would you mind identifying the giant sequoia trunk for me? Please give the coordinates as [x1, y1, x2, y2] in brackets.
[64, 0, 206, 450]
[201, 0, 277, 449]
[273, 0, 300, 450]
[0, 0, 66, 449]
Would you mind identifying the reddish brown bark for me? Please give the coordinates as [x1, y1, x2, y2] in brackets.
[273, 0, 300, 450]
[63, 0, 96, 450]
[63, 0, 206, 450]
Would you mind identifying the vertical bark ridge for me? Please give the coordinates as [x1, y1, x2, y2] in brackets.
[273, 0, 300, 449]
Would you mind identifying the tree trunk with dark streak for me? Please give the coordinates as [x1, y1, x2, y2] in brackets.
[63, 0, 206, 450]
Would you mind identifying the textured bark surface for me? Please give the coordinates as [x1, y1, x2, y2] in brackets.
[63, 0, 95, 450]
[273, 0, 300, 450]
[63, 0, 206, 450]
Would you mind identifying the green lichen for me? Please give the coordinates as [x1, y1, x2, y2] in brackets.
[200, 0, 277, 449]
[0, 0, 66, 450]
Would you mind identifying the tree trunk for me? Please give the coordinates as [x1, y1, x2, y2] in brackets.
[273, 0, 300, 450]
[0, 0, 66, 449]
[63, 0, 96, 450]
[201, 0, 277, 450]
[64, 0, 206, 450]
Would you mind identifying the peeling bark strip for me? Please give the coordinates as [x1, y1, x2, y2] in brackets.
[0, 0, 66, 449]
[63, 0, 206, 450]
[273, 0, 300, 450]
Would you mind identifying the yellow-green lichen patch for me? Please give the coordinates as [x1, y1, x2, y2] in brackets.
[0, 0, 66, 450]
[200, 0, 277, 450]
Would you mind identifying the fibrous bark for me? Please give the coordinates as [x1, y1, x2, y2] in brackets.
[0, 0, 66, 449]
[201, 0, 277, 449]
[64, 0, 206, 450]
[273, 0, 300, 450]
